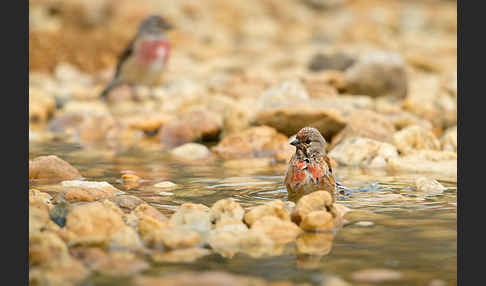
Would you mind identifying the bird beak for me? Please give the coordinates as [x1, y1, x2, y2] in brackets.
[290, 137, 300, 146]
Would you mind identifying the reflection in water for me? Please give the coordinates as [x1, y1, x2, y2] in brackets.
[29, 140, 457, 285]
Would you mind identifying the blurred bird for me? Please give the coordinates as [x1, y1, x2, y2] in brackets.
[100, 15, 173, 100]
[284, 127, 338, 202]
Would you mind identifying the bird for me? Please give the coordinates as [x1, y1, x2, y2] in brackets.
[284, 127, 338, 203]
[100, 15, 173, 100]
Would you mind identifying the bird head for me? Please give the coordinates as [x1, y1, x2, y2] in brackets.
[290, 127, 327, 157]
[138, 15, 174, 37]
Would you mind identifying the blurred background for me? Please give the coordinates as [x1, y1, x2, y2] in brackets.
[29, 0, 457, 148]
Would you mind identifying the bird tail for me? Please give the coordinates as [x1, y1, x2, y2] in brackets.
[100, 79, 119, 100]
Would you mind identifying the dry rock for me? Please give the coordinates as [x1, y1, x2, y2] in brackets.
[329, 137, 399, 168]
[345, 51, 408, 98]
[441, 125, 457, 152]
[253, 104, 347, 140]
[258, 80, 309, 109]
[29, 155, 82, 181]
[212, 126, 294, 162]
[330, 110, 396, 147]
[29, 88, 56, 123]
[392, 125, 441, 154]
[160, 109, 222, 148]
[308, 52, 356, 72]
[171, 143, 211, 160]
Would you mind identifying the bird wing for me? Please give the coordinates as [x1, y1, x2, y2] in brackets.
[113, 38, 135, 79]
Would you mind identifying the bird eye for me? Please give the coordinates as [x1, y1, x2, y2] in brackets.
[305, 139, 311, 144]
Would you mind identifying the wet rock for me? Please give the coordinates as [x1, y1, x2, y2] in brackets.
[257, 80, 309, 109]
[329, 137, 399, 168]
[244, 200, 291, 227]
[414, 176, 446, 196]
[29, 189, 53, 207]
[65, 200, 126, 245]
[238, 229, 275, 258]
[29, 200, 50, 233]
[251, 216, 302, 244]
[211, 126, 294, 162]
[392, 125, 441, 154]
[109, 195, 145, 211]
[354, 221, 375, 227]
[296, 233, 334, 256]
[345, 51, 408, 98]
[211, 198, 245, 223]
[109, 226, 144, 251]
[152, 247, 211, 263]
[29, 155, 82, 181]
[131, 203, 168, 223]
[320, 276, 351, 286]
[441, 125, 457, 152]
[207, 228, 243, 258]
[351, 268, 402, 283]
[387, 150, 457, 176]
[29, 231, 89, 285]
[153, 181, 178, 189]
[92, 251, 149, 276]
[29, 254, 88, 286]
[170, 203, 212, 236]
[292, 191, 335, 225]
[136, 215, 173, 237]
[300, 210, 335, 231]
[121, 173, 141, 185]
[49, 200, 72, 227]
[143, 226, 201, 250]
[308, 52, 356, 72]
[129, 203, 169, 233]
[253, 104, 347, 140]
[29, 231, 69, 266]
[330, 110, 397, 147]
[170, 143, 211, 160]
[159, 109, 222, 148]
[29, 88, 56, 123]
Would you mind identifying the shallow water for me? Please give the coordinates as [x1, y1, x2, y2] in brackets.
[29, 140, 457, 286]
